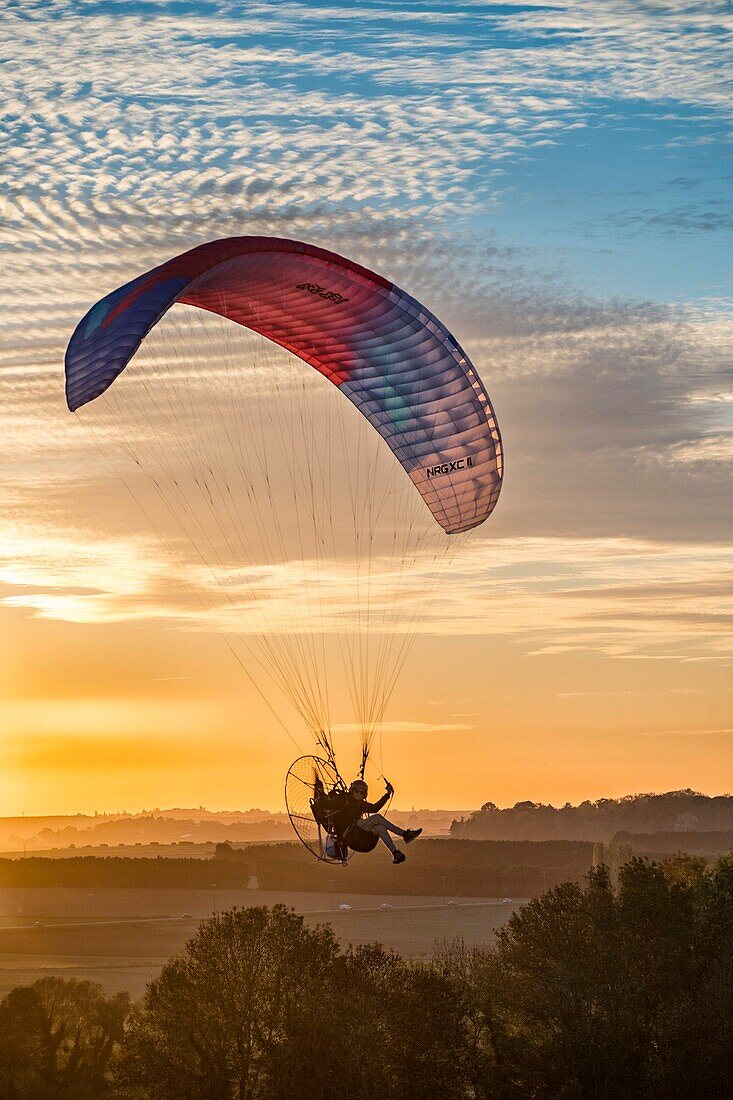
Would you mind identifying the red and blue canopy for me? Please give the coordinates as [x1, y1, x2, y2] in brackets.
[65, 236, 503, 533]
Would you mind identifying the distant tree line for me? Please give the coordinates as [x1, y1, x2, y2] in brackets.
[613, 829, 733, 855]
[0, 808, 455, 853]
[0, 839, 595, 897]
[22, 815, 293, 849]
[1, 854, 730, 1099]
[451, 789, 733, 842]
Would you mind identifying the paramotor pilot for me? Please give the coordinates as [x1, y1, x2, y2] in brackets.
[316, 778, 422, 864]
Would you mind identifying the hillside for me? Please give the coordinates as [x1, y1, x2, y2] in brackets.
[0, 806, 464, 853]
[451, 790, 733, 841]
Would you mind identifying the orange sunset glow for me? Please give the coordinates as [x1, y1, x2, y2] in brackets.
[3, 1, 731, 821]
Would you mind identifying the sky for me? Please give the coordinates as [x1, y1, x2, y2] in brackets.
[1, 0, 731, 816]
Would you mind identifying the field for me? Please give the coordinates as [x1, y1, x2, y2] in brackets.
[0, 886, 522, 998]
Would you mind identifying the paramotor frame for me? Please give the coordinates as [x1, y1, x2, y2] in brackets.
[283, 752, 387, 862]
[285, 755, 351, 864]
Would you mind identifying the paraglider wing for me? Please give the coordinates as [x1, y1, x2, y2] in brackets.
[65, 236, 503, 534]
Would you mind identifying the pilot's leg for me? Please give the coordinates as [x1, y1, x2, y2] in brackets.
[355, 813, 405, 853]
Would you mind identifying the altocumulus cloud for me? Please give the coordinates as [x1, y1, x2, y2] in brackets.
[0, 0, 731, 677]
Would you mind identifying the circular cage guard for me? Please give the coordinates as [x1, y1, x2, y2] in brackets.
[285, 755, 350, 864]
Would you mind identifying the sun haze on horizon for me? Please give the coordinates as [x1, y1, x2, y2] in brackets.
[1, 0, 731, 817]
